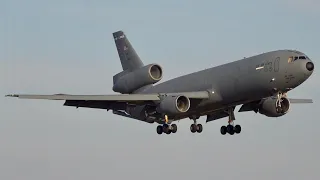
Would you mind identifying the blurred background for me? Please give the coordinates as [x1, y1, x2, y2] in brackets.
[1, 0, 319, 179]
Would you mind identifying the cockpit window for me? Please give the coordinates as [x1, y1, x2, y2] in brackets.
[290, 55, 308, 62]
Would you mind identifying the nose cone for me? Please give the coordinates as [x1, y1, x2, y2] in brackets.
[300, 60, 314, 79]
[306, 62, 314, 71]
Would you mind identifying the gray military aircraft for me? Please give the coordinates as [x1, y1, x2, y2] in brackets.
[6, 31, 315, 135]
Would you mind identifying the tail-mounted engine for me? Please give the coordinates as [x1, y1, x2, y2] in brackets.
[258, 96, 290, 117]
[113, 64, 163, 93]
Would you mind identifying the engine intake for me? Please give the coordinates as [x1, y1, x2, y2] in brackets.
[149, 64, 162, 80]
[113, 64, 163, 93]
[157, 95, 190, 115]
[259, 97, 290, 117]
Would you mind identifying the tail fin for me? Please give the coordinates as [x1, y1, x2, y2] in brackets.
[113, 31, 144, 71]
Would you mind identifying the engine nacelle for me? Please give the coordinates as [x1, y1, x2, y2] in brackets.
[157, 95, 191, 115]
[113, 64, 163, 93]
[259, 97, 290, 117]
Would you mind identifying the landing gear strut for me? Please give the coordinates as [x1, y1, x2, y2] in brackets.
[190, 116, 203, 133]
[220, 107, 241, 135]
[276, 92, 286, 113]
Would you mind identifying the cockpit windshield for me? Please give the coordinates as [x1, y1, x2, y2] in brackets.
[288, 55, 309, 63]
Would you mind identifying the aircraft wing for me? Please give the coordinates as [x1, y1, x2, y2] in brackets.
[238, 97, 313, 113]
[5, 91, 210, 110]
[6, 92, 210, 110]
[5, 94, 161, 101]
[288, 98, 313, 103]
[5, 91, 209, 101]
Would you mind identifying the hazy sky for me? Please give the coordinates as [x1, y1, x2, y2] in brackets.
[1, 0, 319, 179]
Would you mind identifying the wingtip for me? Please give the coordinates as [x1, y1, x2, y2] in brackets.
[5, 94, 19, 97]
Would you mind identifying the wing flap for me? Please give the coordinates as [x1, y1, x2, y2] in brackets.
[63, 100, 127, 110]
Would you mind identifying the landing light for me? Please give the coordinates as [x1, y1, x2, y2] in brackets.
[270, 78, 276, 82]
[256, 66, 264, 70]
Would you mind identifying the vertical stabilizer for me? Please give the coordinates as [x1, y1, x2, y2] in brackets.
[113, 31, 144, 71]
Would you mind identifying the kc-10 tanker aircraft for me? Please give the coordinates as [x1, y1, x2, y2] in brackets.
[6, 31, 315, 135]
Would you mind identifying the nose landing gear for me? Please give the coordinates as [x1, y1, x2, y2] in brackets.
[275, 91, 288, 113]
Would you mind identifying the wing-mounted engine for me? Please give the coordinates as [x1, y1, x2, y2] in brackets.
[156, 95, 191, 115]
[113, 63, 163, 93]
[258, 97, 290, 117]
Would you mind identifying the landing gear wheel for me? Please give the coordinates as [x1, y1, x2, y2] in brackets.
[171, 124, 177, 133]
[190, 124, 197, 133]
[162, 124, 171, 134]
[234, 125, 241, 134]
[166, 129, 172, 134]
[227, 125, 234, 135]
[220, 126, 227, 135]
[156, 125, 163, 134]
[197, 124, 203, 133]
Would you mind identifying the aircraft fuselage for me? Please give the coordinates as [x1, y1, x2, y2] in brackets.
[138, 50, 314, 120]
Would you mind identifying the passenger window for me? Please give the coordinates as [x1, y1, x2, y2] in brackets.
[294, 56, 298, 61]
[299, 56, 306, 59]
[288, 56, 293, 63]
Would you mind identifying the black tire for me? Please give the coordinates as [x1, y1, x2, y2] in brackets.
[197, 124, 203, 133]
[190, 124, 197, 133]
[234, 125, 241, 134]
[163, 125, 170, 134]
[220, 126, 227, 135]
[227, 125, 234, 135]
[156, 125, 163, 134]
[163, 124, 169, 129]
[171, 124, 177, 133]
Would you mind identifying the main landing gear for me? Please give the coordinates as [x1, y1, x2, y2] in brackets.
[156, 115, 203, 135]
[220, 124, 241, 135]
[156, 124, 177, 135]
[220, 108, 241, 135]
[156, 115, 177, 135]
[190, 116, 203, 133]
